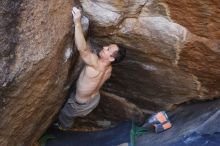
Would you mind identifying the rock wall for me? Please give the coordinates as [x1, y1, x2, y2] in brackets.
[0, 0, 75, 146]
[1, 0, 220, 145]
[80, 0, 220, 111]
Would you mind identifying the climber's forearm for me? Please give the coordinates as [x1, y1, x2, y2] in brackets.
[74, 20, 98, 67]
[75, 21, 89, 54]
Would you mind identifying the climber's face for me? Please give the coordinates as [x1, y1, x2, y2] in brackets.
[99, 44, 118, 62]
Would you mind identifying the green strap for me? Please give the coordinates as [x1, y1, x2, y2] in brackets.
[130, 121, 148, 146]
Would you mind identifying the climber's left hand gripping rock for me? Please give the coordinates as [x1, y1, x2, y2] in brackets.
[72, 7, 81, 23]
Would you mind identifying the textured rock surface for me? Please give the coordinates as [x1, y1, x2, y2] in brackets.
[79, 0, 220, 111]
[1, 0, 220, 145]
[0, 0, 75, 146]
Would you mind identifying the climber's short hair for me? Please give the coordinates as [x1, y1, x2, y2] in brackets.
[111, 44, 126, 64]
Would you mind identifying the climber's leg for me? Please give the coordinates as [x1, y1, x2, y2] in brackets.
[58, 91, 100, 129]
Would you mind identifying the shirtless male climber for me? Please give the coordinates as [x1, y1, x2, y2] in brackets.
[58, 7, 126, 129]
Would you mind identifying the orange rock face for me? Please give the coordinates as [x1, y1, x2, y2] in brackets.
[164, 0, 220, 39]
[0, 0, 74, 146]
[77, 0, 220, 124]
[164, 0, 220, 98]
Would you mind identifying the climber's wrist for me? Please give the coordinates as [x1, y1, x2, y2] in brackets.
[74, 19, 81, 24]
[74, 21, 81, 27]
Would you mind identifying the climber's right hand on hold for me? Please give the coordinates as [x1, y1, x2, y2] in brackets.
[72, 7, 81, 23]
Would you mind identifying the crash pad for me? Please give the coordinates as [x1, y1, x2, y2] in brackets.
[44, 121, 132, 146]
[136, 99, 220, 146]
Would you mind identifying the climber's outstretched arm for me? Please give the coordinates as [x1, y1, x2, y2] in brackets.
[72, 7, 98, 67]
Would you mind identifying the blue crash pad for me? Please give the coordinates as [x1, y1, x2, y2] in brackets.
[171, 132, 220, 146]
[136, 99, 220, 146]
[45, 121, 132, 146]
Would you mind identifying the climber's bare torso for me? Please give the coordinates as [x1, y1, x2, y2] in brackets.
[75, 64, 112, 102]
